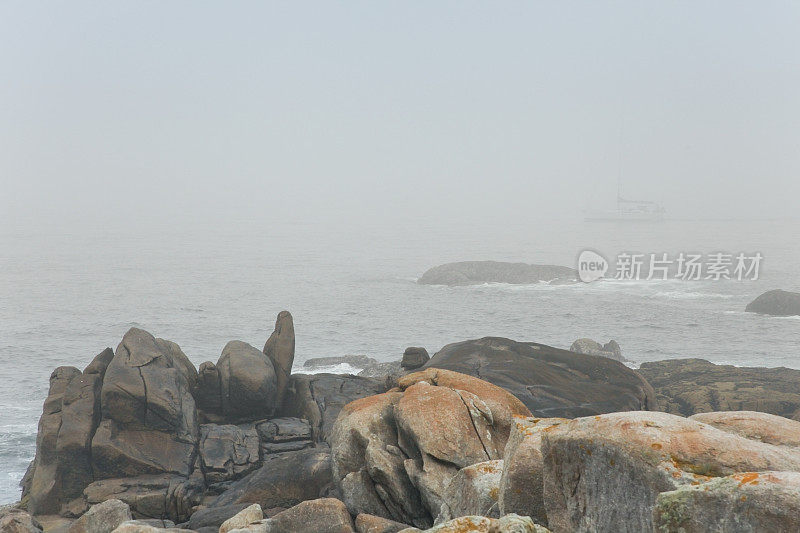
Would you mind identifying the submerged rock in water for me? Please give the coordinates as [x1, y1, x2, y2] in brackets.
[745, 289, 800, 316]
[638, 358, 800, 420]
[424, 337, 655, 417]
[303, 355, 378, 369]
[417, 261, 575, 286]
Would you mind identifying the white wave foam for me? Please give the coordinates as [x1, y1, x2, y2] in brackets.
[293, 362, 364, 375]
[654, 291, 735, 300]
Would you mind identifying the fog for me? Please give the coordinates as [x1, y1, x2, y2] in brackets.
[2, 2, 799, 232]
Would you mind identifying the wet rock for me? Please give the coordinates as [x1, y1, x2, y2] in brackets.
[424, 337, 656, 417]
[437, 460, 503, 522]
[417, 261, 575, 286]
[83, 474, 203, 523]
[331, 370, 531, 529]
[354, 513, 410, 533]
[263, 311, 295, 409]
[400, 349, 429, 371]
[67, 499, 132, 533]
[281, 374, 386, 443]
[211, 448, 333, 510]
[199, 424, 261, 483]
[653, 471, 800, 532]
[690, 411, 800, 447]
[220, 504, 263, 533]
[541, 411, 800, 533]
[568, 338, 626, 363]
[498, 418, 565, 525]
[745, 289, 800, 316]
[639, 358, 800, 420]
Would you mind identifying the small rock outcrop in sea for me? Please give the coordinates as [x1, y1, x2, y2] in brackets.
[568, 338, 627, 362]
[400, 347, 429, 370]
[423, 337, 655, 417]
[638, 358, 800, 420]
[745, 289, 800, 316]
[417, 261, 576, 286]
[303, 355, 377, 370]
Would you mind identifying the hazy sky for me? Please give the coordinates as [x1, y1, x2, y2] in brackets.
[2, 2, 799, 231]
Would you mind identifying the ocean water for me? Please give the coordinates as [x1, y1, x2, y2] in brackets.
[1, 218, 799, 503]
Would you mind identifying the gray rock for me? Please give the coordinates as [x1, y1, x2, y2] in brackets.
[83, 474, 203, 523]
[654, 471, 800, 532]
[195, 361, 223, 421]
[220, 504, 263, 533]
[541, 411, 800, 533]
[280, 373, 386, 443]
[0, 508, 43, 533]
[357, 361, 403, 380]
[354, 514, 410, 533]
[255, 418, 313, 455]
[498, 417, 565, 525]
[568, 338, 627, 362]
[93, 328, 198, 480]
[417, 261, 575, 286]
[638, 358, 800, 420]
[436, 461, 503, 522]
[211, 448, 333, 511]
[186, 504, 251, 530]
[110, 521, 186, 533]
[217, 341, 278, 422]
[67, 499, 132, 533]
[399, 514, 546, 532]
[745, 289, 800, 316]
[400, 348, 429, 370]
[27, 365, 82, 515]
[424, 337, 656, 417]
[259, 498, 354, 533]
[199, 424, 261, 483]
[689, 411, 800, 447]
[263, 311, 295, 410]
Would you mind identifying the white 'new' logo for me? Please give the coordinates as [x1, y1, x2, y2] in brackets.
[577, 250, 608, 283]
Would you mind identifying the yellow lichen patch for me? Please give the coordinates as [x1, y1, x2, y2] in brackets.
[489, 487, 499, 501]
[732, 472, 760, 486]
[651, 443, 663, 450]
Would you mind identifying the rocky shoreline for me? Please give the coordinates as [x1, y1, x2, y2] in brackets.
[3, 312, 800, 533]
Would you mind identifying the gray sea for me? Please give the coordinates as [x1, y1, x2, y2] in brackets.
[1, 218, 799, 503]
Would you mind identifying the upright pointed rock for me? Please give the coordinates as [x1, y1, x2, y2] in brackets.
[263, 311, 295, 408]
